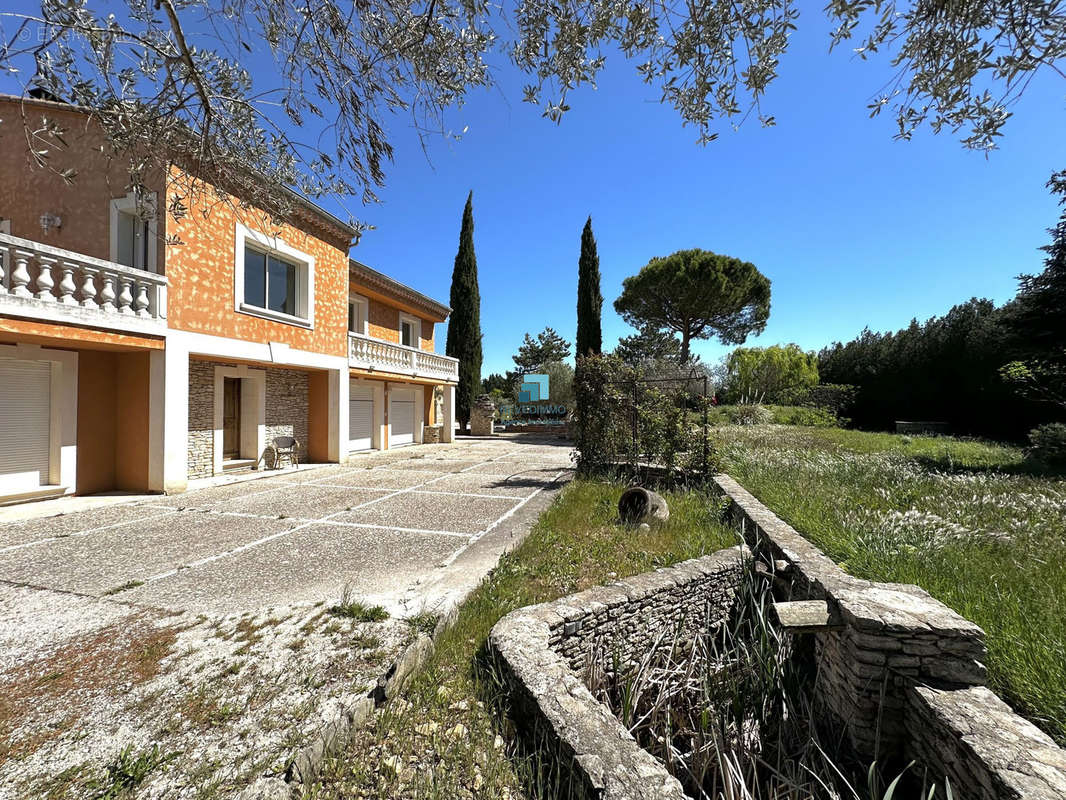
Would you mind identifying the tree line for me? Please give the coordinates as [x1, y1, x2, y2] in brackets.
[820, 172, 1066, 441]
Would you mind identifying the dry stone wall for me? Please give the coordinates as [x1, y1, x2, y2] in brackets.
[489, 546, 748, 800]
[490, 475, 1066, 800]
[712, 474, 1066, 800]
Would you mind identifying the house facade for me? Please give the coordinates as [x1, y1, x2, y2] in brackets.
[0, 94, 457, 504]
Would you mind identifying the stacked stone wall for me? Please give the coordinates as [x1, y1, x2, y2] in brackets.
[490, 474, 1066, 800]
[186, 359, 310, 479]
[712, 474, 1066, 799]
[548, 550, 744, 674]
[264, 368, 309, 457]
[489, 547, 747, 800]
[187, 360, 215, 479]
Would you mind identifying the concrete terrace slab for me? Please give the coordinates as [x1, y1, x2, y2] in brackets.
[121, 524, 465, 614]
[0, 435, 575, 614]
[0, 503, 171, 550]
[463, 461, 571, 477]
[307, 468, 450, 490]
[0, 513, 301, 596]
[0, 434, 576, 796]
[376, 458, 482, 472]
[143, 479, 295, 508]
[332, 492, 521, 535]
[215, 485, 393, 519]
[422, 471, 563, 498]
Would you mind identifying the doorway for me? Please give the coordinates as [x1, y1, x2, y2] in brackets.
[223, 377, 242, 460]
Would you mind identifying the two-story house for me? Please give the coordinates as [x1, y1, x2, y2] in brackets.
[0, 93, 457, 504]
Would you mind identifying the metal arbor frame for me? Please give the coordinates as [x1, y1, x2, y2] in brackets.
[604, 370, 711, 480]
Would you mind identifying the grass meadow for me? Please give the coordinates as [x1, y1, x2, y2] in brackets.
[718, 425, 1066, 745]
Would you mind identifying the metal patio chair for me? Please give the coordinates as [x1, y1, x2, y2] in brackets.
[266, 435, 300, 469]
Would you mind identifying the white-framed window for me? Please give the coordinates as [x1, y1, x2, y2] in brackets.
[399, 313, 420, 348]
[233, 223, 315, 328]
[109, 191, 158, 272]
[349, 295, 368, 335]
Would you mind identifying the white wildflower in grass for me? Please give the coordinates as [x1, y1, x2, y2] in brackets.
[717, 425, 1066, 747]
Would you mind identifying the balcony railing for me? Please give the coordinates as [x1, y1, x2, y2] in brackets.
[0, 232, 167, 334]
[349, 332, 459, 382]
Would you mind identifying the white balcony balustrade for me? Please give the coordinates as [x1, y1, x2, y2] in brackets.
[349, 332, 459, 382]
[0, 233, 167, 334]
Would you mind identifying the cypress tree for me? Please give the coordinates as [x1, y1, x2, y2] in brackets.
[445, 191, 483, 431]
[576, 216, 603, 357]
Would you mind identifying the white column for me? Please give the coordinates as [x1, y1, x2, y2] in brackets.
[148, 349, 166, 491]
[442, 384, 456, 443]
[53, 350, 78, 491]
[414, 384, 425, 444]
[332, 367, 347, 464]
[162, 337, 190, 493]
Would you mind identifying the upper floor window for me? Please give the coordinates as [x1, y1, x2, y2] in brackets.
[109, 191, 158, 272]
[349, 296, 368, 335]
[400, 314, 419, 348]
[245, 246, 298, 317]
[234, 223, 315, 328]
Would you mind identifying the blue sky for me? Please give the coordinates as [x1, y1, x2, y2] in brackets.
[4, 3, 1064, 375]
[330, 24, 1065, 374]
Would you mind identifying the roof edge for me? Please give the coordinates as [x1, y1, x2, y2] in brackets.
[349, 259, 451, 320]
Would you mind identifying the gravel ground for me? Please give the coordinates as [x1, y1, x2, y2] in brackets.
[0, 435, 573, 799]
[1, 584, 407, 799]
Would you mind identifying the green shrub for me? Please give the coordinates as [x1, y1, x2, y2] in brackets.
[726, 404, 772, 425]
[1028, 423, 1066, 466]
[574, 354, 720, 475]
[769, 405, 838, 427]
[802, 383, 857, 419]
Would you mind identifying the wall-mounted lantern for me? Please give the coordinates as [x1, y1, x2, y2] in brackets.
[39, 213, 62, 234]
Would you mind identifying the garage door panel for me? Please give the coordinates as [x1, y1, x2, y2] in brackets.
[390, 390, 415, 447]
[0, 359, 51, 493]
[349, 382, 374, 451]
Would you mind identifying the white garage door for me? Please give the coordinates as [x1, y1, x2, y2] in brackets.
[0, 359, 51, 494]
[389, 389, 416, 447]
[349, 383, 374, 451]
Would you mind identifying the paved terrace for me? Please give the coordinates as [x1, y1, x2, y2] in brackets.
[0, 435, 573, 615]
[0, 435, 573, 798]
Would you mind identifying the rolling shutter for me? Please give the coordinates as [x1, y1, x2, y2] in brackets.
[349, 382, 374, 451]
[389, 389, 415, 447]
[0, 359, 51, 493]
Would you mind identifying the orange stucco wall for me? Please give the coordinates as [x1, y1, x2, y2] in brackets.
[165, 170, 352, 356]
[77, 351, 117, 494]
[356, 290, 436, 352]
[420, 319, 436, 352]
[0, 96, 166, 269]
[0, 97, 447, 364]
[115, 352, 151, 489]
[307, 370, 330, 463]
[76, 350, 151, 494]
[424, 386, 434, 426]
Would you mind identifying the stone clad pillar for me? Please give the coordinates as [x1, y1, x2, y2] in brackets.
[470, 394, 496, 436]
